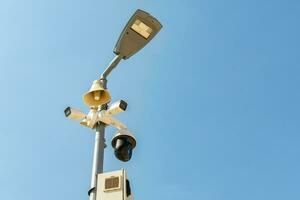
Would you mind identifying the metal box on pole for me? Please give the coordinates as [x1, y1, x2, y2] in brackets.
[96, 169, 133, 200]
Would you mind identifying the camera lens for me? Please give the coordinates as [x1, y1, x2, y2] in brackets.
[64, 107, 71, 117]
[114, 138, 133, 162]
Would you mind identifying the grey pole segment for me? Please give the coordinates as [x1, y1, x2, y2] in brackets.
[89, 122, 106, 200]
[100, 55, 122, 89]
[89, 55, 122, 200]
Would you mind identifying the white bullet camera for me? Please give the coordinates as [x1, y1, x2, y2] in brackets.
[64, 107, 86, 120]
[106, 100, 127, 116]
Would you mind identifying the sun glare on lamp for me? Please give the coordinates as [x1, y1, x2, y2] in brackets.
[131, 19, 153, 39]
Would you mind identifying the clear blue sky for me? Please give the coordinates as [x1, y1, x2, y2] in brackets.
[0, 1, 300, 200]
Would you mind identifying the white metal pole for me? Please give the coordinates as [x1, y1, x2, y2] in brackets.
[88, 122, 106, 200]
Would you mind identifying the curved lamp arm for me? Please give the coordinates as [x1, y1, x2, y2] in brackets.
[100, 55, 123, 88]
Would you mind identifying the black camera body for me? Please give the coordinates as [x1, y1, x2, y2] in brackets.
[111, 130, 136, 162]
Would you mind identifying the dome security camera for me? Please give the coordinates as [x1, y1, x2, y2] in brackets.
[111, 129, 136, 162]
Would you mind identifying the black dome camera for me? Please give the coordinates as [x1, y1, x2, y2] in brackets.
[111, 129, 136, 162]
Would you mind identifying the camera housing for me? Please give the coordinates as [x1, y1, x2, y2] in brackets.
[64, 107, 86, 120]
[111, 129, 136, 162]
[107, 100, 127, 116]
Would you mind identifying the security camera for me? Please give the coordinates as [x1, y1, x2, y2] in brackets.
[107, 100, 127, 116]
[111, 129, 136, 162]
[64, 107, 86, 120]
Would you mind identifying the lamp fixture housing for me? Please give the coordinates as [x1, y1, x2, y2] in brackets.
[114, 9, 162, 59]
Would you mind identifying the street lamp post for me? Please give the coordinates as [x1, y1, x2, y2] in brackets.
[88, 122, 106, 200]
[65, 9, 162, 200]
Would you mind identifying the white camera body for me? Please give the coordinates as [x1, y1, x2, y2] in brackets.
[106, 100, 127, 116]
[64, 107, 87, 120]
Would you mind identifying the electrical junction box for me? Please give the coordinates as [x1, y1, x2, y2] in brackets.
[96, 169, 133, 200]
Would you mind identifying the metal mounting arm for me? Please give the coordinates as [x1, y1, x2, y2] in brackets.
[100, 55, 123, 89]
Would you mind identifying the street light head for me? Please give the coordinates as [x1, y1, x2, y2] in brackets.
[114, 9, 162, 59]
[111, 129, 136, 162]
[83, 80, 111, 107]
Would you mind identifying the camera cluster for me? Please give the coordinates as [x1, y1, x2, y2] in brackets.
[65, 99, 136, 162]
